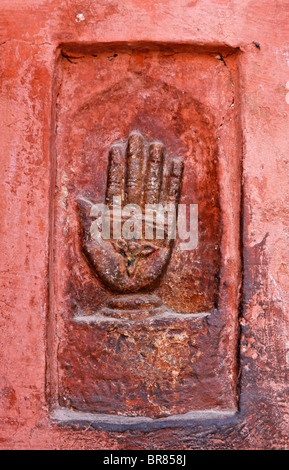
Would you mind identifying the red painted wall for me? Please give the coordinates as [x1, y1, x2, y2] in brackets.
[1, 0, 289, 449]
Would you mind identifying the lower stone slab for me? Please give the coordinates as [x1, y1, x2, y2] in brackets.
[52, 407, 237, 432]
[57, 310, 236, 418]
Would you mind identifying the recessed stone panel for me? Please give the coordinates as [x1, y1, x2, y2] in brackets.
[51, 45, 241, 418]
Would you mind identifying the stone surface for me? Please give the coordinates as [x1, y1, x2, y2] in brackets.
[0, 0, 289, 450]
[58, 312, 233, 417]
[53, 46, 240, 418]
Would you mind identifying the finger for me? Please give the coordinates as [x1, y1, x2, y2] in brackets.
[125, 131, 144, 206]
[105, 145, 123, 207]
[167, 158, 184, 206]
[76, 195, 94, 214]
[76, 195, 94, 233]
[144, 142, 164, 205]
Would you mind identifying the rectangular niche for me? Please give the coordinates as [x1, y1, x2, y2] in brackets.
[48, 43, 242, 424]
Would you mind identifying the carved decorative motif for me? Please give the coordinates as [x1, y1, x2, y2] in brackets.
[77, 130, 184, 317]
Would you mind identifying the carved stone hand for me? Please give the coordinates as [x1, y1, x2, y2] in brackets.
[77, 130, 183, 294]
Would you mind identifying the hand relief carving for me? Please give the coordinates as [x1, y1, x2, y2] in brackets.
[77, 130, 184, 318]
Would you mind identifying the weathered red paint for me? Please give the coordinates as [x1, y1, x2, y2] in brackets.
[0, 0, 289, 450]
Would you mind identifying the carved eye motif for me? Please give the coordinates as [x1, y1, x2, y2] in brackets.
[138, 244, 158, 257]
[112, 240, 159, 277]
